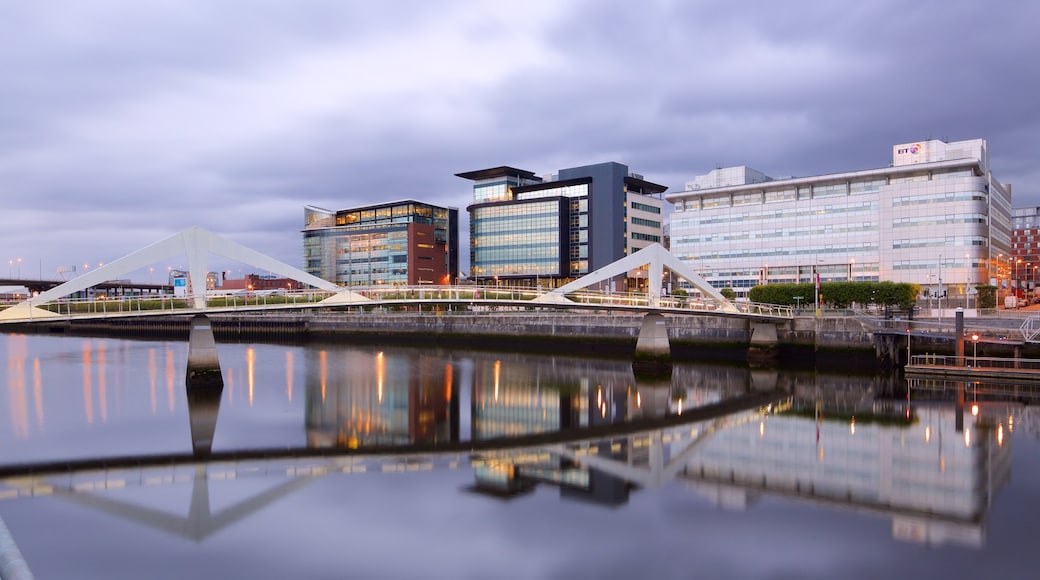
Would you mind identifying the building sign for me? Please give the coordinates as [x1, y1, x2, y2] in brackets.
[892, 141, 928, 166]
[173, 277, 187, 297]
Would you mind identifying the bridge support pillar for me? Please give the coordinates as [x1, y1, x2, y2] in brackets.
[186, 314, 223, 457]
[633, 313, 672, 377]
[748, 322, 780, 366]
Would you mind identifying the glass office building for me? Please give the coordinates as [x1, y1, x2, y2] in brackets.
[459, 162, 666, 287]
[302, 200, 459, 286]
[667, 139, 1012, 303]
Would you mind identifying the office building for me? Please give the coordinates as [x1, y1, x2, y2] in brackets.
[1011, 207, 1040, 299]
[458, 162, 667, 288]
[667, 139, 1012, 302]
[302, 200, 459, 286]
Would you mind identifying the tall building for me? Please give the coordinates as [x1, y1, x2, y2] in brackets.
[1011, 207, 1040, 299]
[667, 139, 1012, 303]
[458, 162, 667, 288]
[302, 200, 459, 286]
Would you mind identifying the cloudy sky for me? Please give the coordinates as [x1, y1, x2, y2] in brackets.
[2, 0, 1038, 282]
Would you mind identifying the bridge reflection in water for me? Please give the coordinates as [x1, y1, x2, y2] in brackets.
[1, 344, 1026, 553]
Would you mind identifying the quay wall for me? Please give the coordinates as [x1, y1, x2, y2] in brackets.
[8, 311, 881, 365]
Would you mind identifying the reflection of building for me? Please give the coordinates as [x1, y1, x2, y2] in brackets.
[458, 162, 666, 288]
[304, 349, 457, 447]
[468, 358, 635, 506]
[668, 139, 1012, 301]
[680, 404, 1011, 547]
[302, 200, 459, 286]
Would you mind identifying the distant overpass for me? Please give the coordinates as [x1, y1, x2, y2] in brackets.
[0, 276, 170, 296]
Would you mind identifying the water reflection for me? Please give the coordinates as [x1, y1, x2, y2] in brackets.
[2, 334, 1038, 564]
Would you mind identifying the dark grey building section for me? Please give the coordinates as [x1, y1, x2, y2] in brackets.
[559, 162, 630, 271]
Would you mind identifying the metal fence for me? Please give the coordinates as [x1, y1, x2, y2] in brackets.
[909, 354, 1040, 371]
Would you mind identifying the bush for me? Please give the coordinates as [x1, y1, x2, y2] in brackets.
[748, 281, 920, 309]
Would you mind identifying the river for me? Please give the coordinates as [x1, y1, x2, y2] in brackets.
[1, 332, 1037, 579]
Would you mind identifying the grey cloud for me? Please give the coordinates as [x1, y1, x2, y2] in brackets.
[1, 0, 1038, 278]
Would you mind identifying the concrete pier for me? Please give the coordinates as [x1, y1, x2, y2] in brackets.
[185, 314, 223, 456]
[633, 313, 672, 376]
[186, 315, 223, 390]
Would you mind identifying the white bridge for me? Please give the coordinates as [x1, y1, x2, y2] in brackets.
[0, 226, 792, 324]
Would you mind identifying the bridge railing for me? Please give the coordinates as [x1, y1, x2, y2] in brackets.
[909, 354, 1040, 371]
[7, 284, 793, 319]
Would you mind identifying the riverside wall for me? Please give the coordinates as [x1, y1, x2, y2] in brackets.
[11, 310, 885, 366]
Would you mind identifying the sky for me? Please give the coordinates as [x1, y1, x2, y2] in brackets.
[2, 0, 1039, 283]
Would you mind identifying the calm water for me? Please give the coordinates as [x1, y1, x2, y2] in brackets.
[1, 332, 1037, 580]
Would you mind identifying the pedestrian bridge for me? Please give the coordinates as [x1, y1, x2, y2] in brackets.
[0, 226, 792, 324]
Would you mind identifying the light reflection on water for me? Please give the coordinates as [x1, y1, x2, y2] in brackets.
[1, 332, 1038, 580]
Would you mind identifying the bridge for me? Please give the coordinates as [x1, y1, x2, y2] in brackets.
[0, 226, 792, 324]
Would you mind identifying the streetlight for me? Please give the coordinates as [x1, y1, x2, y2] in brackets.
[971, 333, 979, 366]
[16, 257, 22, 278]
[1015, 259, 1022, 300]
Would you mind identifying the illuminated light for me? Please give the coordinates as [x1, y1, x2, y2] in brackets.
[148, 348, 157, 415]
[940, 457, 946, 472]
[320, 350, 327, 402]
[33, 358, 44, 429]
[759, 421, 765, 438]
[964, 427, 971, 448]
[1009, 415, 1014, 432]
[636, 392, 641, 408]
[677, 399, 683, 415]
[971, 404, 979, 417]
[925, 425, 931, 443]
[850, 418, 856, 436]
[286, 351, 294, 402]
[445, 363, 453, 401]
[98, 343, 107, 423]
[247, 348, 256, 406]
[82, 341, 94, 425]
[818, 446, 825, 462]
[494, 360, 501, 401]
[601, 401, 607, 418]
[376, 350, 385, 404]
[166, 348, 175, 412]
[997, 424, 1004, 447]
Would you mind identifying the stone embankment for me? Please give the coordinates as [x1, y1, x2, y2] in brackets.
[12, 310, 888, 366]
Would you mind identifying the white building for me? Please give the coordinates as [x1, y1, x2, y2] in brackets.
[667, 139, 1012, 302]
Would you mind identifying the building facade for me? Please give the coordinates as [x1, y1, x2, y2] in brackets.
[302, 200, 459, 287]
[667, 139, 1012, 303]
[458, 162, 666, 288]
[1011, 207, 1040, 300]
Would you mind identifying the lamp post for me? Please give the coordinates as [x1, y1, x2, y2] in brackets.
[1015, 259, 1022, 299]
[971, 333, 979, 366]
[937, 254, 943, 325]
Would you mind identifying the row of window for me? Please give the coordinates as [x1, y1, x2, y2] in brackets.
[677, 170, 982, 211]
[629, 201, 661, 214]
[631, 232, 661, 242]
[630, 217, 661, 228]
[677, 201, 877, 226]
[516, 183, 589, 201]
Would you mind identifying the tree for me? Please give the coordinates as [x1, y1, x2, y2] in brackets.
[975, 285, 997, 309]
[720, 287, 736, 300]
